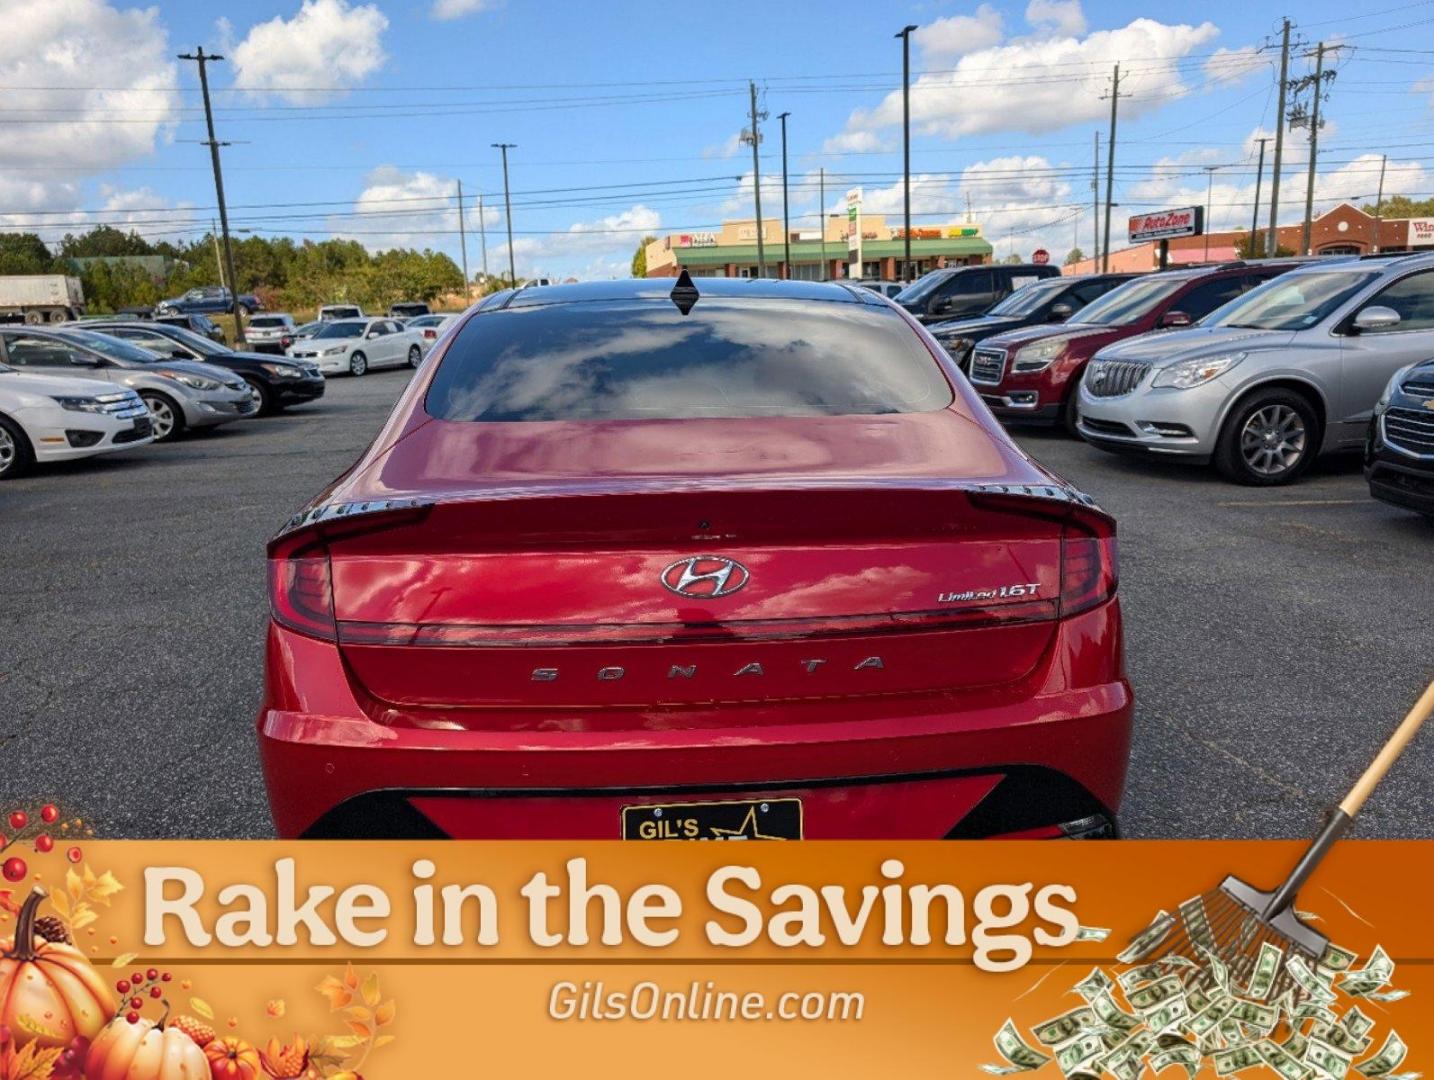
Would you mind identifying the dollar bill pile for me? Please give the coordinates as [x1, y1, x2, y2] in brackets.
[982, 905, 1416, 1080]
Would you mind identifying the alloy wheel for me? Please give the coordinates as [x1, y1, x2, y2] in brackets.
[143, 395, 176, 440]
[0, 425, 15, 475]
[1239, 403, 1306, 477]
[408, 345, 421, 368]
[349, 352, 368, 376]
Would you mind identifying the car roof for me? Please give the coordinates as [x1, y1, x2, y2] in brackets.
[501, 277, 881, 310]
[1289, 250, 1434, 276]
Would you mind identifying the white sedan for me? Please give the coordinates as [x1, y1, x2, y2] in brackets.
[0, 362, 155, 479]
[284, 317, 424, 376]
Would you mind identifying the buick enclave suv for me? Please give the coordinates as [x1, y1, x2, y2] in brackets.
[260, 277, 1132, 840]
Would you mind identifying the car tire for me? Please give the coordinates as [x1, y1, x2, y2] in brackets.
[140, 392, 184, 442]
[407, 345, 421, 368]
[0, 414, 35, 480]
[245, 377, 275, 415]
[348, 351, 368, 377]
[1214, 388, 1319, 486]
[23, 310, 42, 325]
[1061, 393, 1081, 438]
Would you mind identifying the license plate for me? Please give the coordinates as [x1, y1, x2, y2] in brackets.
[621, 798, 802, 841]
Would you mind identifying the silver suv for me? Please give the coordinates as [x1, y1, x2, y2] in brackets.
[1076, 252, 1434, 484]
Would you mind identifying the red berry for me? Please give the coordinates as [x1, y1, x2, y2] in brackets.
[146, 968, 159, 981]
[0, 833, 7, 848]
[131, 972, 143, 985]
[150, 987, 162, 999]
[66, 846, 82, 864]
[161, 972, 172, 982]
[126, 1012, 139, 1025]
[129, 997, 143, 1010]
[1, 857, 26, 882]
[116, 980, 130, 994]
[40, 805, 59, 824]
[8, 811, 26, 831]
[35, 834, 54, 853]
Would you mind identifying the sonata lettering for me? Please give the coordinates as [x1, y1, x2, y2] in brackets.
[530, 658, 886, 681]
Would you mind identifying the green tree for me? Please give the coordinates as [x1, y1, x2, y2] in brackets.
[1002, 253, 1023, 264]
[57, 225, 153, 258]
[1064, 247, 1085, 266]
[1360, 194, 1434, 218]
[631, 235, 656, 278]
[0, 233, 54, 274]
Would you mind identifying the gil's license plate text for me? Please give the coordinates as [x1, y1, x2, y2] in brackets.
[622, 798, 803, 840]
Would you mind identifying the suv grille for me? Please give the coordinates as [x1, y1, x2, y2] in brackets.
[1085, 359, 1150, 398]
[1402, 377, 1434, 402]
[1385, 407, 1434, 456]
[970, 348, 1006, 385]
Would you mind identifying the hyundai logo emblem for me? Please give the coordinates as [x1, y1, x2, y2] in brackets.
[660, 556, 750, 599]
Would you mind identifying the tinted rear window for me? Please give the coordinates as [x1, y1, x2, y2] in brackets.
[425, 298, 953, 422]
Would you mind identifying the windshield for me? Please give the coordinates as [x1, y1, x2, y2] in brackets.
[1072, 277, 1187, 326]
[314, 321, 367, 339]
[56, 331, 164, 364]
[1208, 270, 1378, 331]
[426, 298, 954, 422]
[894, 272, 951, 305]
[987, 279, 1066, 317]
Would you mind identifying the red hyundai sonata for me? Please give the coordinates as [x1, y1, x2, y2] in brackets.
[259, 276, 1132, 839]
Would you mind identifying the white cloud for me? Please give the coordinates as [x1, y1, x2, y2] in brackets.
[230, 0, 388, 104]
[830, 16, 1219, 145]
[1204, 45, 1266, 86]
[914, 5, 1004, 61]
[1025, 0, 1087, 37]
[820, 129, 895, 155]
[495, 204, 662, 281]
[331, 166, 497, 254]
[431, 0, 491, 18]
[702, 132, 744, 160]
[718, 169, 786, 218]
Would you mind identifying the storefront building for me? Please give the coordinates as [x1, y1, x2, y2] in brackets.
[1064, 203, 1433, 274]
[644, 214, 993, 281]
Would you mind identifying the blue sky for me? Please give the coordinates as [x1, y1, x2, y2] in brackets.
[5, 0, 1434, 279]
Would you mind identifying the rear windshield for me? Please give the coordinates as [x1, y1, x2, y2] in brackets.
[249, 316, 288, 328]
[425, 298, 954, 422]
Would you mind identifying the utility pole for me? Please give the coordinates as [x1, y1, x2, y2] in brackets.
[492, 143, 516, 285]
[477, 192, 489, 281]
[1292, 41, 1337, 255]
[1101, 65, 1122, 272]
[897, 24, 918, 281]
[778, 111, 791, 279]
[1092, 132, 1100, 269]
[1373, 153, 1388, 253]
[1203, 166, 1218, 262]
[179, 47, 245, 346]
[1250, 137, 1268, 257]
[1267, 18, 1294, 257]
[819, 167, 828, 281]
[740, 82, 768, 278]
[210, 219, 224, 290]
[456, 180, 471, 303]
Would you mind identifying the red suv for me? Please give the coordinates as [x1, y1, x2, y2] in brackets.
[260, 277, 1131, 840]
[969, 261, 1305, 432]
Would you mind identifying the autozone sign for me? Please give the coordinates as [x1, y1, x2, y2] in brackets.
[1129, 206, 1204, 242]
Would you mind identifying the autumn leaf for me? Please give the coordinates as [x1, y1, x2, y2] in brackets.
[87, 869, 124, 905]
[345, 1020, 372, 1040]
[343, 1006, 372, 1025]
[190, 997, 215, 1021]
[71, 908, 98, 931]
[316, 975, 353, 1011]
[374, 1000, 396, 1027]
[110, 952, 138, 968]
[373, 1034, 396, 1049]
[265, 999, 286, 1019]
[342, 962, 359, 990]
[322, 1035, 365, 1053]
[1, 1041, 65, 1080]
[47, 891, 70, 920]
[65, 868, 83, 904]
[0, 890, 20, 917]
[360, 972, 381, 1008]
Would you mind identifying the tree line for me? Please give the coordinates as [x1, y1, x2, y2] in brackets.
[0, 226, 502, 314]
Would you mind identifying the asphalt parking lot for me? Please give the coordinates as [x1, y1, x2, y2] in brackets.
[1, 371, 1431, 840]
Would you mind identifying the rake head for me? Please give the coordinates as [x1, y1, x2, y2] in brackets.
[1144, 876, 1329, 1005]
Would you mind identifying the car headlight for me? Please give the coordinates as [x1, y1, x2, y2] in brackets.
[1151, 352, 1247, 390]
[49, 395, 107, 414]
[160, 372, 222, 391]
[1374, 363, 1415, 417]
[1011, 337, 1068, 373]
[320, 346, 348, 356]
[939, 336, 975, 356]
[261, 363, 303, 378]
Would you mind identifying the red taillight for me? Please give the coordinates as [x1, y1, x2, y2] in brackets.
[269, 541, 336, 640]
[423, 329, 437, 339]
[280, 335, 292, 347]
[1059, 530, 1118, 617]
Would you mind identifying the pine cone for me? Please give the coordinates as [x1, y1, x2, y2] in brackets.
[33, 915, 70, 944]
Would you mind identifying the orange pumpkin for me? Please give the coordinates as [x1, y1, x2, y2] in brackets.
[85, 1014, 209, 1080]
[204, 1036, 261, 1080]
[0, 887, 114, 1050]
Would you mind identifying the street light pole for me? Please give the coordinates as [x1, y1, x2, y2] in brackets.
[492, 143, 516, 285]
[1203, 166, 1218, 262]
[778, 111, 791, 280]
[456, 180, 471, 303]
[896, 24, 918, 282]
[1250, 137, 1268, 257]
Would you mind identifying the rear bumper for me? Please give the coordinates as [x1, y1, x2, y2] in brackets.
[258, 603, 1134, 839]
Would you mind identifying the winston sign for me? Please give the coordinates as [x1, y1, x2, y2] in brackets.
[1128, 206, 1204, 243]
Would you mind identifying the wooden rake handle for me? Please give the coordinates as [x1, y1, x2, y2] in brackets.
[1266, 677, 1434, 919]
[1339, 677, 1434, 818]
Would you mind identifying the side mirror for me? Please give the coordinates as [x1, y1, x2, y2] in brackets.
[1049, 302, 1074, 322]
[69, 353, 100, 367]
[1353, 305, 1401, 333]
[1160, 310, 1193, 328]
[366, 329, 381, 339]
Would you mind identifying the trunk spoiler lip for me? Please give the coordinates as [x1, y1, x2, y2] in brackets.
[272, 479, 1106, 546]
